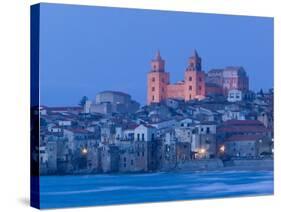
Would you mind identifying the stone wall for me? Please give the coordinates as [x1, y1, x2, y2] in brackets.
[165, 159, 224, 171]
[224, 159, 273, 169]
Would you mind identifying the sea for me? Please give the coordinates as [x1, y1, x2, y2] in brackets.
[39, 170, 274, 208]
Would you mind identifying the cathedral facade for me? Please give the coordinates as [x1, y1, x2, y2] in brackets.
[147, 50, 206, 105]
[147, 50, 249, 105]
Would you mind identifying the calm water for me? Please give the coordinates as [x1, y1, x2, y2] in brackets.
[40, 170, 274, 208]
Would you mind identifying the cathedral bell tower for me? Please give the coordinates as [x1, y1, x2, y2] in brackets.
[147, 50, 169, 105]
[184, 50, 206, 101]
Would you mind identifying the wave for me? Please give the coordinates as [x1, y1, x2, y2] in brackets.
[191, 180, 273, 194]
[41, 184, 187, 196]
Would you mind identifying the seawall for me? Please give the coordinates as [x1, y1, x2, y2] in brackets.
[161, 159, 273, 172]
[223, 159, 273, 171]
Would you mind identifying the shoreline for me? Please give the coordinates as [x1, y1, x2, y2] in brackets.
[40, 159, 273, 176]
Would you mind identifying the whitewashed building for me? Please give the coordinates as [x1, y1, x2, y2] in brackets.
[227, 89, 243, 102]
[134, 124, 157, 142]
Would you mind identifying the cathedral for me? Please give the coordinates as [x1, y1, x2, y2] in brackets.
[147, 50, 205, 105]
[147, 50, 249, 105]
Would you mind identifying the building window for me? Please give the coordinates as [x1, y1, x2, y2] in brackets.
[189, 94, 192, 99]
[152, 87, 155, 92]
[189, 86, 192, 91]
[199, 77, 202, 82]
[137, 133, 140, 141]
[162, 78, 165, 83]
[123, 157, 126, 162]
[142, 151, 144, 157]
[199, 86, 202, 90]
[189, 77, 192, 81]
[152, 77, 155, 82]
[206, 127, 210, 134]
[152, 95, 155, 101]
[141, 133, 145, 141]
[162, 88, 164, 92]
[131, 160, 134, 165]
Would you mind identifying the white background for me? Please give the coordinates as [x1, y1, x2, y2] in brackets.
[0, 0, 280, 211]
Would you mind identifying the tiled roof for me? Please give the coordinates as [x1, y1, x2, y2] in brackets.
[141, 123, 155, 129]
[225, 134, 263, 142]
[223, 119, 264, 126]
[124, 123, 139, 130]
[218, 125, 267, 133]
[218, 120, 268, 133]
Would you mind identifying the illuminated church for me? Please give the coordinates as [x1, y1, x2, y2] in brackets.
[147, 50, 205, 105]
[147, 50, 249, 105]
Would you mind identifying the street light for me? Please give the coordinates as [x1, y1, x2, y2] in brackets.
[199, 148, 206, 154]
[219, 145, 225, 153]
[81, 147, 88, 155]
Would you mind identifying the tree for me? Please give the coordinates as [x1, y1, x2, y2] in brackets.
[79, 96, 88, 107]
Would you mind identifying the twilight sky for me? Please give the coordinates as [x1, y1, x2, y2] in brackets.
[39, 3, 273, 106]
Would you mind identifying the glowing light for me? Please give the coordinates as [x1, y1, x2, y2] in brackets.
[81, 148, 88, 155]
[220, 145, 225, 153]
[199, 148, 206, 154]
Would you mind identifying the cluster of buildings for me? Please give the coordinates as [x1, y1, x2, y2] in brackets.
[38, 50, 274, 175]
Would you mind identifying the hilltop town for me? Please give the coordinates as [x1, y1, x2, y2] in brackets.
[36, 51, 274, 175]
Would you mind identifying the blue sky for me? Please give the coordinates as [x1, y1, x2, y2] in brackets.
[39, 3, 273, 106]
